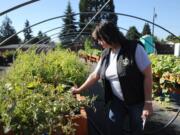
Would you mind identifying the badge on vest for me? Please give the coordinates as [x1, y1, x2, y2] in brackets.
[122, 57, 130, 66]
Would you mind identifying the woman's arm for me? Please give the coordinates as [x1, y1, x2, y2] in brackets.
[141, 64, 153, 119]
[72, 58, 102, 94]
[135, 45, 153, 119]
[71, 71, 100, 94]
[143, 64, 153, 102]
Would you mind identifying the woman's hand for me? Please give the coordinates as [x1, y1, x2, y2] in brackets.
[141, 102, 153, 120]
[70, 72, 100, 96]
[71, 86, 81, 95]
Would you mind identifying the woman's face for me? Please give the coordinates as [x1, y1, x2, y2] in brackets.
[98, 39, 111, 48]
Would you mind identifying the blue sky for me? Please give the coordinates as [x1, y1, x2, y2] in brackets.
[0, 0, 180, 41]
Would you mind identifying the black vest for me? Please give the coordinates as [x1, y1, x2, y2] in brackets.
[99, 42, 144, 105]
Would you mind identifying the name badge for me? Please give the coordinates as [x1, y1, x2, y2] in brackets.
[122, 57, 129, 66]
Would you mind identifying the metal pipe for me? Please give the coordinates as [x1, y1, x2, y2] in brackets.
[1, 12, 180, 46]
[73, 0, 111, 42]
[0, 0, 40, 16]
[0, 14, 76, 46]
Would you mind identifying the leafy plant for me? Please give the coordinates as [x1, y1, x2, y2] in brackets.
[84, 38, 102, 57]
[0, 47, 94, 135]
[149, 54, 180, 102]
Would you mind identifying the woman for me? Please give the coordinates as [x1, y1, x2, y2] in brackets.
[72, 21, 153, 135]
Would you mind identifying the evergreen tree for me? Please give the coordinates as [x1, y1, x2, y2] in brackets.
[0, 16, 21, 45]
[126, 26, 141, 40]
[38, 31, 44, 40]
[28, 30, 42, 44]
[24, 31, 47, 44]
[142, 23, 151, 36]
[23, 20, 33, 43]
[59, 1, 77, 45]
[79, 0, 117, 31]
[41, 33, 51, 44]
[36, 31, 51, 44]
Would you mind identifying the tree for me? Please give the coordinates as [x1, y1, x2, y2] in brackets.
[142, 23, 151, 36]
[59, 1, 77, 45]
[35, 31, 51, 44]
[41, 34, 51, 44]
[166, 34, 180, 43]
[79, 0, 117, 31]
[23, 20, 33, 43]
[0, 16, 21, 45]
[126, 26, 141, 40]
[38, 31, 44, 40]
[26, 30, 51, 44]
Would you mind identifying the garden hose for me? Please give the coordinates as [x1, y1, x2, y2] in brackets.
[144, 106, 180, 134]
[87, 106, 180, 135]
[88, 117, 104, 135]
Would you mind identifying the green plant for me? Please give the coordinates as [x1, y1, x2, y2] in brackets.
[150, 54, 180, 102]
[84, 38, 102, 57]
[0, 47, 94, 135]
[84, 38, 92, 54]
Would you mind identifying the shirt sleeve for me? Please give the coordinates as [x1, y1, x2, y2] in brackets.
[93, 58, 102, 75]
[135, 44, 151, 72]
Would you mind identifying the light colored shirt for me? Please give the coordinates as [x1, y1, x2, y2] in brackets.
[105, 48, 124, 100]
[94, 44, 151, 101]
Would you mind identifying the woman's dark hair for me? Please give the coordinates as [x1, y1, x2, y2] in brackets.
[92, 21, 127, 47]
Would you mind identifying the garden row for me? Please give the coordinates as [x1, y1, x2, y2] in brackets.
[78, 38, 102, 63]
[0, 47, 95, 135]
[0, 45, 179, 134]
[78, 49, 101, 63]
[150, 54, 180, 101]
